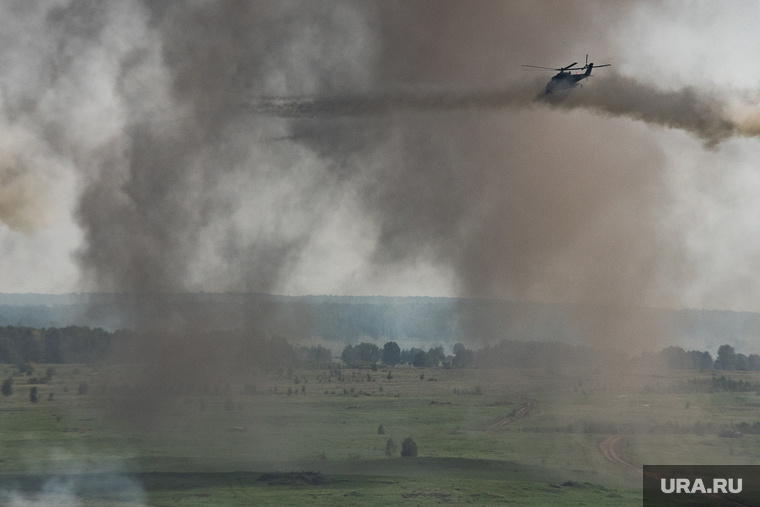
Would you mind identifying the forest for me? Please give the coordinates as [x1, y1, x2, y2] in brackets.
[0, 324, 754, 375]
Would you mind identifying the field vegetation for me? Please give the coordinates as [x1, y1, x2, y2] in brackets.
[2, 350, 760, 505]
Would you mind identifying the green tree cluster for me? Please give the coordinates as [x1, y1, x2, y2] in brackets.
[341, 343, 381, 366]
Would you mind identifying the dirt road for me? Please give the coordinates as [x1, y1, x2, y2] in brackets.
[598, 435, 641, 472]
[599, 436, 753, 507]
[485, 397, 535, 430]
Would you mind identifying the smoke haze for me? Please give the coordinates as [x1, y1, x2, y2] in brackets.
[0, 1, 760, 414]
[6, 4, 760, 501]
[0, 2, 746, 329]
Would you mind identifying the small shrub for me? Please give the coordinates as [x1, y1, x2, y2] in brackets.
[29, 386, 38, 403]
[401, 437, 418, 457]
[377, 424, 385, 435]
[385, 438, 396, 457]
[1, 377, 12, 397]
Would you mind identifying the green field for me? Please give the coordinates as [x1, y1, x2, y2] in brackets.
[1, 362, 759, 505]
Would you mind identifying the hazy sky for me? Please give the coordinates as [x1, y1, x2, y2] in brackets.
[2, 1, 760, 313]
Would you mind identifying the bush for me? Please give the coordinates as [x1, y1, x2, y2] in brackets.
[377, 424, 385, 435]
[29, 386, 38, 403]
[385, 438, 396, 457]
[1, 377, 12, 397]
[401, 437, 418, 457]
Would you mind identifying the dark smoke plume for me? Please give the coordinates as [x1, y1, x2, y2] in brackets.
[3, 0, 757, 423]
[252, 72, 758, 152]
[249, 86, 540, 117]
[539, 72, 745, 148]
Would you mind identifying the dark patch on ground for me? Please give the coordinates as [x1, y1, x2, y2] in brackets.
[257, 471, 326, 486]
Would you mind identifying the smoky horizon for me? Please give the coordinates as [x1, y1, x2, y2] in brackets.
[0, 2, 758, 356]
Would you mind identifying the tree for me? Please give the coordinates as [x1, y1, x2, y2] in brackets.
[687, 350, 713, 370]
[412, 350, 427, 367]
[413, 350, 440, 368]
[355, 342, 381, 364]
[428, 347, 445, 366]
[1, 376, 12, 397]
[716, 345, 737, 371]
[382, 341, 401, 366]
[401, 437, 418, 457]
[452, 346, 474, 368]
[341, 344, 356, 365]
[342, 343, 382, 365]
[385, 438, 396, 457]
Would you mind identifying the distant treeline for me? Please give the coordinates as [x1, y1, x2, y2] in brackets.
[0, 326, 332, 372]
[343, 340, 759, 372]
[0, 325, 757, 373]
[0, 326, 115, 364]
[658, 344, 760, 371]
[4, 293, 760, 354]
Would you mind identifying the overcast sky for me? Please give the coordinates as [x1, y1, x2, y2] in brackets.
[1, 1, 760, 313]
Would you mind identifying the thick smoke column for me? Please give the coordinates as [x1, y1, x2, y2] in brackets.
[3, 0, 759, 416]
[0, 1, 737, 340]
[1, 2, 759, 495]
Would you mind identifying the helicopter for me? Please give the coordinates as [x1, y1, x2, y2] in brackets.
[523, 55, 611, 94]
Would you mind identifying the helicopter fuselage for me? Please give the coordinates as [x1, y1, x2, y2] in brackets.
[545, 63, 594, 94]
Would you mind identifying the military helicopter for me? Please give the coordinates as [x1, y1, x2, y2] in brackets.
[523, 55, 611, 94]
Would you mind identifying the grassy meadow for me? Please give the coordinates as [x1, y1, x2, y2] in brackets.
[1, 361, 759, 505]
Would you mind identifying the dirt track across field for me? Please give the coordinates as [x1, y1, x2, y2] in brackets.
[599, 436, 753, 507]
[598, 435, 640, 472]
[485, 397, 535, 430]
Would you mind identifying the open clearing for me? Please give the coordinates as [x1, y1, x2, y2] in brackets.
[1, 363, 759, 505]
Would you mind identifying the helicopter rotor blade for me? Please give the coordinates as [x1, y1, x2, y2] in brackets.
[592, 64, 611, 68]
[560, 62, 578, 71]
[521, 65, 560, 70]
